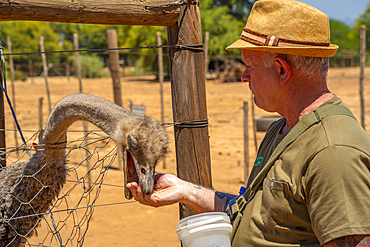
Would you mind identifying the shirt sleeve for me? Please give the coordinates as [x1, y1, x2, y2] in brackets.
[304, 145, 370, 245]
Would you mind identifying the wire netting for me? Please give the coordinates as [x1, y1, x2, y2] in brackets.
[1, 128, 126, 247]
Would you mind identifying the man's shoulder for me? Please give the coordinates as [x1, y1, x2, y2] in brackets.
[309, 95, 370, 151]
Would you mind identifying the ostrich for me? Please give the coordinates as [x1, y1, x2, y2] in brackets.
[0, 93, 168, 246]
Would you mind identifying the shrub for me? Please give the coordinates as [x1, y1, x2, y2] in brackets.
[72, 54, 104, 78]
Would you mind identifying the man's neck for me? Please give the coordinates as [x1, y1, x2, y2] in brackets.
[281, 91, 334, 134]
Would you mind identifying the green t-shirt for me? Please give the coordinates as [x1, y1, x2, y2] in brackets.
[232, 96, 370, 246]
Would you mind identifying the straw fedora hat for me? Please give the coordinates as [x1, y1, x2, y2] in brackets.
[226, 0, 338, 57]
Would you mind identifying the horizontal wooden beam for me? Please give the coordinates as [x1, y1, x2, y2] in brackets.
[0, 0, 179, 26]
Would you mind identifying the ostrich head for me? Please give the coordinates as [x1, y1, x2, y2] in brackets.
[122, 116, 168, 199]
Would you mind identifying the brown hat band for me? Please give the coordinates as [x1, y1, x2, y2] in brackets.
[240, 27, 331, 48]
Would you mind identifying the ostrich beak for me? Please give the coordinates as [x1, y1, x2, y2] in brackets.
[123, 148, 155, 199]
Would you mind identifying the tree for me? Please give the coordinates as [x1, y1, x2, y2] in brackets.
[200, 0, 245, 56]
[330, 19, 359, 56]
[213, 0, 256, 23]
[116, 25, 167, 76]
[354, 2, 370, 56]
[0, 21, 66, 65]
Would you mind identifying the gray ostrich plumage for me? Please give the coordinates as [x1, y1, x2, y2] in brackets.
[0, 94, 168, 246]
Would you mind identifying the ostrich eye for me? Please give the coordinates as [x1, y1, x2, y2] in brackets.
[127, 132, 138, 149]
[141, 168, 146, 175]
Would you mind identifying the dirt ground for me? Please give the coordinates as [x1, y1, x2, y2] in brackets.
[4, 66, 370, 246]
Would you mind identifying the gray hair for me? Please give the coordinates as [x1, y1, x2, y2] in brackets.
[262, 52, 329, 79]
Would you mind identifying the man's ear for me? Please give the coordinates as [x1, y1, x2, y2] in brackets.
[274, 57, 291, 84]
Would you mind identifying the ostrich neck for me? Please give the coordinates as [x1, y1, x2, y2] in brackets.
[0, 94, 139, 246]
[41, 94, 136, 145]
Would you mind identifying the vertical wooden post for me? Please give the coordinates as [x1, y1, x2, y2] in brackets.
[157, 31, 164, 125]
[28, 59, 34, 84]
[6, 37, 15, 86]
[39, 97, 43, 129]
[204, 31, 209, 82]
[65, 62, 70, 81]
[0, 45, 6, 167]
[167, 2, 212, 219]
[6, 37, 19, 152]
[215, 59, 220, 79]
[107, 29, 122, 106]
[156, 31, 166, 170]
[360, 25, 366, 130]
[243, 101, 250, 184]
[39, 36, 52, 113]
[73, 33, 91, 185]
[73, 33, 83, 93]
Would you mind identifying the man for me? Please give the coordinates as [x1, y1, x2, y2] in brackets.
[128, 0, 370, 246]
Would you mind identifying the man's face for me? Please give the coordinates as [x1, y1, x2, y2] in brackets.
[241, 50, 280, 112]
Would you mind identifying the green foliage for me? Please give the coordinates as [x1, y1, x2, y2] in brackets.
[72, 54, 104, 78]
[330, 19, 359, 56]
[354, 2, 370, 55]
[49, 23, 168, 76]
[0, 21, 70, 65]
[355, 2, 370, 28]
[213, 0, 256, 23]
[200, 0, 245, 56]
[0, 1, 249, 76]
[117, 25, 168, 76]
[14, 70, 28, 81]
[2, 1, 369, 77]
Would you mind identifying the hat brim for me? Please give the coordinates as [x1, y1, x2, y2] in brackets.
[226, 39, 338, 57]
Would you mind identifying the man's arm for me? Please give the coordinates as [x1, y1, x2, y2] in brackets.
[190, 185, 236, 212]
[324, 235, 370, 247]
[127, 173, 236, 213]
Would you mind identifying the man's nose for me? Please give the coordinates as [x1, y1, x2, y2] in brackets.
[241, 67, 251, 82]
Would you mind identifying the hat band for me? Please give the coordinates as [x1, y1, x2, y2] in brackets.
[240, 27, 331, 48]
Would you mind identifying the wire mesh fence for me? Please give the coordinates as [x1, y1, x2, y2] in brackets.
[0, 129, 128, 247]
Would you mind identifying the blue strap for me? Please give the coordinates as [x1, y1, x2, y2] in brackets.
[1, 43, 32, 159]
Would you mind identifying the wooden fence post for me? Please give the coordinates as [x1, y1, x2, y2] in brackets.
[73, 33, 91, 184]
[156, 31, 166, 170]
[6, 37, 15, 86]
[28, 59, 34, 84]
[204, 31, 209, 82]
[39, 36, 52, 113]
[65, 63, 70, 81]
[360, 25, 366, 130]
[0, 46, 6, 167]
[73, 33, 83, 93]
[167, 1, 212, 219]
[107, 29, 122, 106]
[39, 97, 43, 129]
[6, 37, 19, 152]
[243, 101, 250, 184]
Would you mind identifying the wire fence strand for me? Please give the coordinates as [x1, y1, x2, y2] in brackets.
[0, 130, 129, 247]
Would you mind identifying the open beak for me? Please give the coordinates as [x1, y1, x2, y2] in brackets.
[123, 148, 155, 199]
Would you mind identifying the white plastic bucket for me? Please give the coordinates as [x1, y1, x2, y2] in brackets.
[176, 212, 232, 247]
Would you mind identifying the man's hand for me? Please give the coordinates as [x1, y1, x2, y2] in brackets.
[127, 173, 188, 207]
[127, 173, 236, 213]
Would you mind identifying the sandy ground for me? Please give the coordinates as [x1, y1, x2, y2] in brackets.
[4, 66, 370, 246]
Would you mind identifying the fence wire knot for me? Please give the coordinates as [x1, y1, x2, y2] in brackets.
[162, 118, 209, 128]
